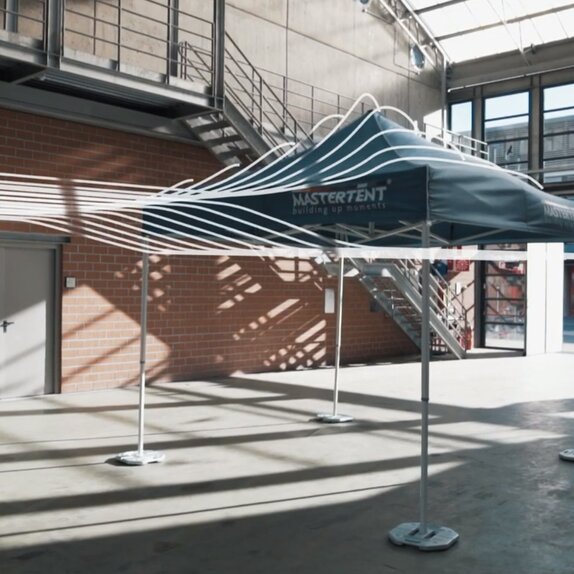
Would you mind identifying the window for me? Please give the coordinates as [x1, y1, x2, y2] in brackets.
[448, 101, 482, 156]
[449, 101, 472, 138]
[482, 243, 526, 351]
[543, 83, 574, 184]
[484, 92, 529, 173]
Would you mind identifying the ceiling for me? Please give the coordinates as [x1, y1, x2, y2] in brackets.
[402, 0, 574, 63]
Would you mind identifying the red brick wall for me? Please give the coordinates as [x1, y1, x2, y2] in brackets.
[0, 107, 417, 392]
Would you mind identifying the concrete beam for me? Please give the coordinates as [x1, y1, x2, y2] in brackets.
[448, 38, 574, 92]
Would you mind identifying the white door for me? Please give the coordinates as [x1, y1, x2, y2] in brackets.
[0, 245, 56, 398]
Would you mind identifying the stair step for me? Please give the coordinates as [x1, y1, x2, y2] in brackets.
[205, 134, 244, 147]
[218, 148, 253, 162]
[193, 120, 230, 134]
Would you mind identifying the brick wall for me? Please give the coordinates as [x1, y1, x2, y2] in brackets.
[0, 107, 417, 392]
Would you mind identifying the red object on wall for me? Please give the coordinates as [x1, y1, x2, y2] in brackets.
[454, 259, 470, 272]
[447, 247, 470, 272]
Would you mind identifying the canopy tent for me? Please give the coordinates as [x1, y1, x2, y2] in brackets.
[144, 110, 574, 249]
[3, 101, 574, 552]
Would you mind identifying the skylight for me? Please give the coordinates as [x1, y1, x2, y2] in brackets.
[403, 0, 574, 63]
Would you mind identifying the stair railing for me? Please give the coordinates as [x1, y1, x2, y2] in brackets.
[222, 33, 312, 150]
[178, 41, 212, 85]
[424, 123, 489, 159]
[178, 36, 312, 152]
[395, 258, 470, 349]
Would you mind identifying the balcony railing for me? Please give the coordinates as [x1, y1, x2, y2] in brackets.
[0, 0, 213, 82]
[1, 1, 370, 141]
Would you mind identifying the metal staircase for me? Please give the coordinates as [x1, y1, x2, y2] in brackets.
[178, 33, 470, 359]
[325, 259, 469, 359]
[178, 35, 311, 166]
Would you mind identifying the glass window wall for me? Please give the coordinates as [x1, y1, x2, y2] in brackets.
[484, 92, 529, 173]
[482, 244, 526, 351]
[449, 101, 472, 137]
[543, 83, 574, 184]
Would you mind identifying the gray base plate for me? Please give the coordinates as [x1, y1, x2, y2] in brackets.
[114, 450, 166, 466]
[315, 413, 354, 423]
[559, 448, 574, 461]
[389, 522, 459, 551]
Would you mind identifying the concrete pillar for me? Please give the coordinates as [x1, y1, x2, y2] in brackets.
[526, 243, 564, 354]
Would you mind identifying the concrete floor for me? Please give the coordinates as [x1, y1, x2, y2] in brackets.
[2, 354, 574, 574]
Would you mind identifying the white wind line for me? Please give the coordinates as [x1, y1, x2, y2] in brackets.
[0, 148, 539, 221]
[174, 95, 385, 197]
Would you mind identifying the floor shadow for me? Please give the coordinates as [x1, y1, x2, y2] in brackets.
[1, 432, 573, 574]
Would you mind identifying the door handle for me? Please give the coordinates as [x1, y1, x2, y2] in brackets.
[1, 320, 14, 333]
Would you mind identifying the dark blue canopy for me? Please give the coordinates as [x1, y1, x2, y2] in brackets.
[146, 112, 574, 246]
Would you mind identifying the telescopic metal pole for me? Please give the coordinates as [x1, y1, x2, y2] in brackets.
[419, 222, 432, 535]
[137, 245, 150, 455]
[332, 255, 345, 415]
[316, 256, 353, 424]
[114, 238, 165, 466]
[389, 222, 458, 550]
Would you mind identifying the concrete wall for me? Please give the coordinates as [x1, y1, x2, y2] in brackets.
[56, 0, 441, 125]
[225, 0, 442, 125]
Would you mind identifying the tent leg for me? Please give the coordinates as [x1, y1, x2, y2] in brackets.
[389, 222, 458, 551]
[316, 256, 353, 424]
[114, 241, 165, 466]
[559, 449, 574, 461]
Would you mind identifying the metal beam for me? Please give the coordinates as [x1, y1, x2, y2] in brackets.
[46, 0, 63, 68]
[212, 0, 225, 104]
[0, 81, 204, 144]
[448, 37, 574, 91]
[5, 0, 19, 33]
[529, 74, 542, 179]
[414, 0, 466, 15]
[166, 0, 179, 80]
[382, 0, 448, 64]
[435, 3, 574, 42]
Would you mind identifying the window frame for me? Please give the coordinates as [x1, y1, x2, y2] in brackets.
[541, 81, 574, 184]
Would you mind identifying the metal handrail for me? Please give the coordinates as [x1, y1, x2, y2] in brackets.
[220, 58, 368, 133]
[178, 42, 212, 84]
[1, 0, 46, 44]
[223, 63, 291, 148]
[395, 258, 470, 343]
[177, 32, 372, 147]
[225, 33, 306, 138]
[425, 123, 489, 159]
[177, 36, 313, 150]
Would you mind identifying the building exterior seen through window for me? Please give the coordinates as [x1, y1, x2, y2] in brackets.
[543, 83, 574, 184]
[484, 92, 530, 173]
[449, 101, 472, 139]
[482, 244, 526, 351]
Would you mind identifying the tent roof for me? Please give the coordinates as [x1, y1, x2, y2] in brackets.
[150, 111, 574, 248]
[3, 108, 573, 256]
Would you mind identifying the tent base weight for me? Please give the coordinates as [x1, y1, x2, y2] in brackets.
[389, 522, 459, 551]
[114, 450, 166, 466]
[315, 413, 354, 423]
[559, 448, 574, 461]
